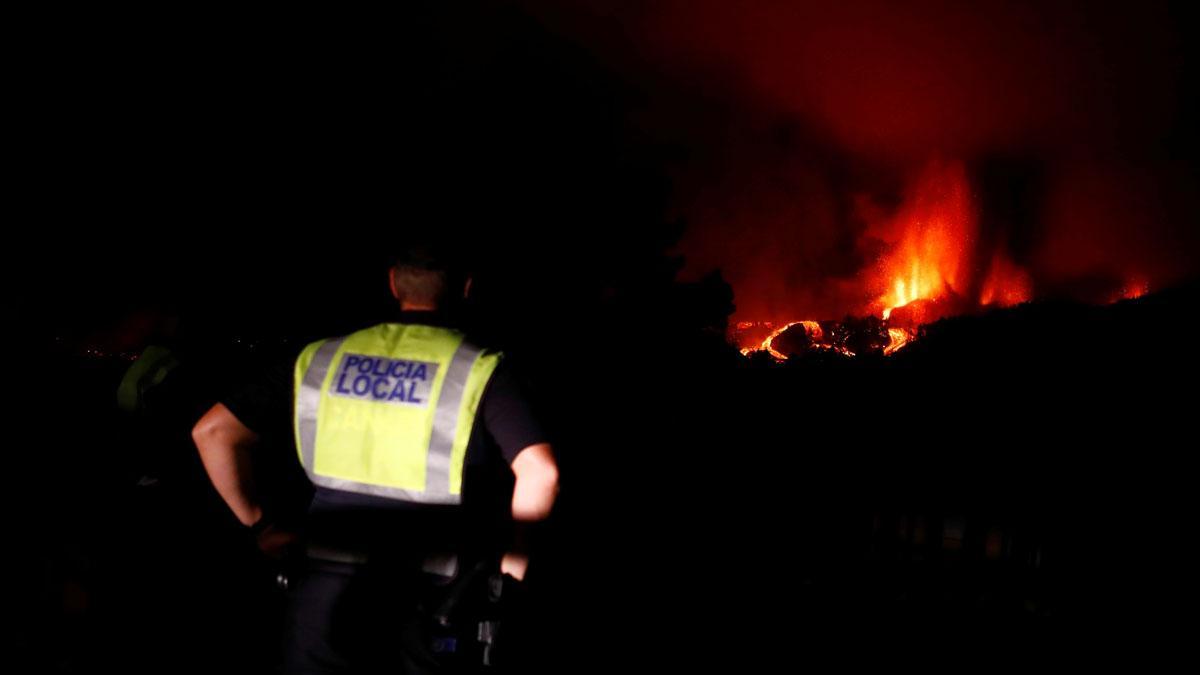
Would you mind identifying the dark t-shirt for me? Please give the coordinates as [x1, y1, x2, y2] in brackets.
[222, 313, 547, 554]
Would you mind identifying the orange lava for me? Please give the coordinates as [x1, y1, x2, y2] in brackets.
[980, 251, 1032, 308]
[872, 160, 973, 320]
[883, 327, 913, 356]
[757, 320, 822, 360]
[1118, 279, 1150, 301]
[870, 159, 1031, 319]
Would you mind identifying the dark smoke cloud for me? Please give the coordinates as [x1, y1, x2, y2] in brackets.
[524, 0, 1200, 319]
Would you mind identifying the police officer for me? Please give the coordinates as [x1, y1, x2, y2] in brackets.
[192, 246, 560, 673]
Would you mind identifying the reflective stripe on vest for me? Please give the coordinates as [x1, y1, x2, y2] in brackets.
[293, 324, 501, 505]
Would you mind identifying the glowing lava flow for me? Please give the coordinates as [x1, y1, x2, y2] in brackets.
[737, 320, 862, 360]
[739, 320, 823, 360]
[737, 160, 1042, 362]
[883, 328, 912, 356]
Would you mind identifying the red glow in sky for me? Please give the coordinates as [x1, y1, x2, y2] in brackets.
[525, 0, 1199, 320]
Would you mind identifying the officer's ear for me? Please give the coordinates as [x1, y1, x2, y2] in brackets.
[388, 267, 402, 302]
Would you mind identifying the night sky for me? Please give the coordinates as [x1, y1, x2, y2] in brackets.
[14, 1, 1199, 339]
[530, 1, 1200, 318]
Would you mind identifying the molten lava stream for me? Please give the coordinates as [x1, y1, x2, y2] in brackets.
[883, 328, 912, 356]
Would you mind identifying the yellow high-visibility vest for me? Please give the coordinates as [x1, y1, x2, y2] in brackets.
[293, 323, 501, 505]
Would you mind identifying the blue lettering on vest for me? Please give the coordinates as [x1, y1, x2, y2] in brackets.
[352, 375, 371, 395]
[372, 377, 391, 399]
[328, 352, 439, 408]
[389, 360, 406, 378]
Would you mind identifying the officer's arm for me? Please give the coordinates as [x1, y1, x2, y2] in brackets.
[504, 442, 559, 580]
[193, 403, 264, 527]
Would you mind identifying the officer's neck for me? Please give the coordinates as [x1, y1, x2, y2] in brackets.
[396, 304, 454, 327]
[399, 301, 438, 312]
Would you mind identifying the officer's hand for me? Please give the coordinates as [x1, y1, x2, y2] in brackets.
[500, 552, 528, 582]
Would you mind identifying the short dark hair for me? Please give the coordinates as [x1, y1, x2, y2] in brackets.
[392, 243, 468, 307]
